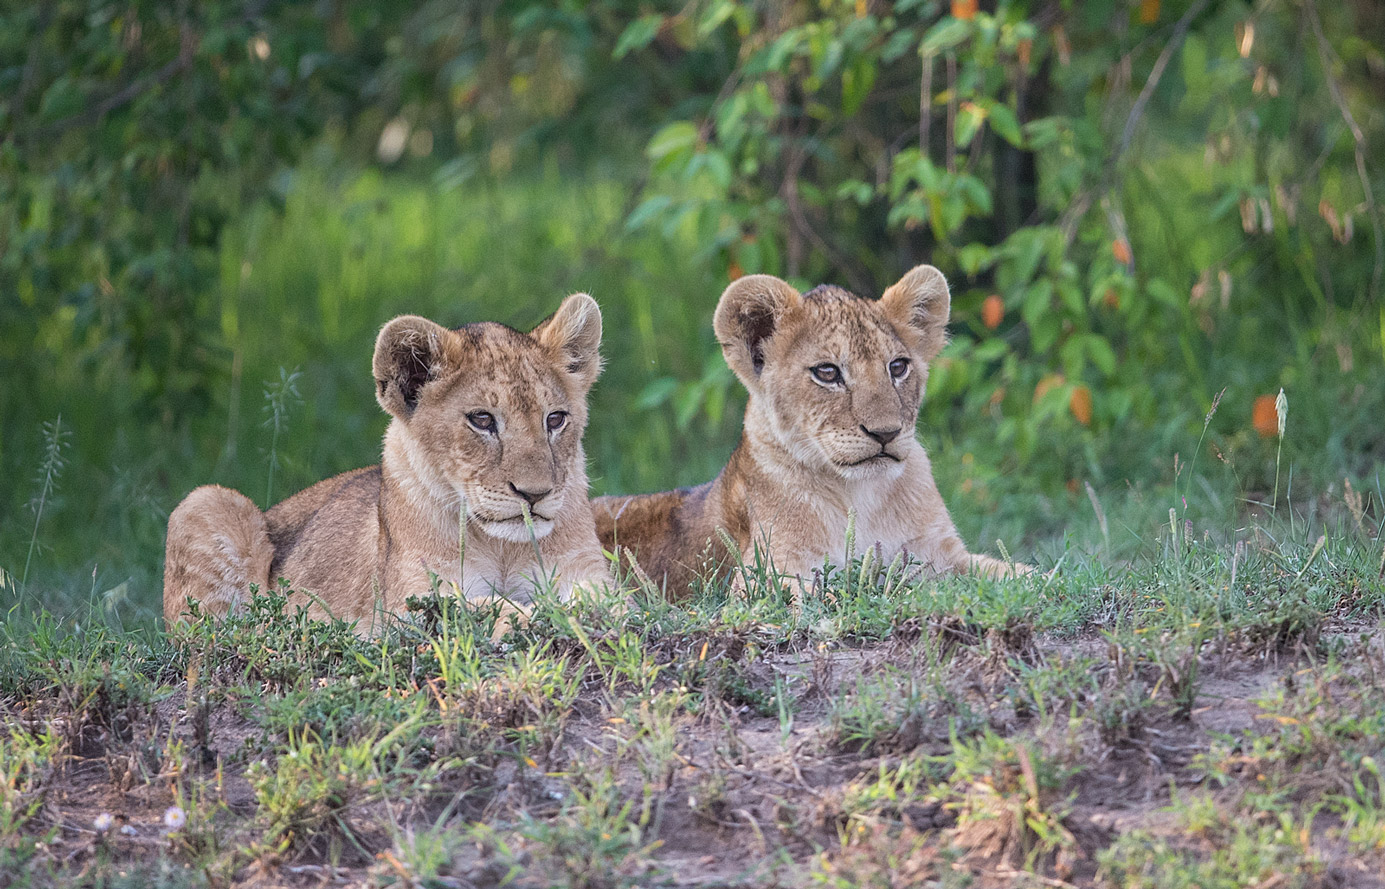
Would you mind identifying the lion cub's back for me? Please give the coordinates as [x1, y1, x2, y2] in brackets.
[265, 466, 383, 617]
[592, 483, 721, 595]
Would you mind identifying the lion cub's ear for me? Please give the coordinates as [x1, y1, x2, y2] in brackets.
[374, 315, 453, 419]
[714, 274, 802, 379]
[533, 293, 603, 391]
[880, 264, 951, 361]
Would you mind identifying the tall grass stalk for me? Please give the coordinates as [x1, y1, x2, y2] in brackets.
[262, 368, 303, 508]
[21, 415, 69, 597]
[1272, 388, 1288, 511]
[1182, 388, 1224, 518]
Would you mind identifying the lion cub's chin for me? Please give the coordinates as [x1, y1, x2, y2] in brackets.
[478, 515, 557, 544]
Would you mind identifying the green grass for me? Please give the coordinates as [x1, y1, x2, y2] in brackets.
[0, 504, 1382, 886]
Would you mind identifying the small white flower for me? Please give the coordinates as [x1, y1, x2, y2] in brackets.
[93, 813, 114, 833]
[163, 806, 187, 831]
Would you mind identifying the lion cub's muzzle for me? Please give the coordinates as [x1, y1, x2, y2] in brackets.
[469, 480, 565, 542]
[832, 425, 908, 472]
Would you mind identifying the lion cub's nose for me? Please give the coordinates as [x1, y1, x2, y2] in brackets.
[861, 425, 902, 445]
[509, 483, 553, 505]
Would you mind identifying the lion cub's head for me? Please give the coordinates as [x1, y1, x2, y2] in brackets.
[714, 265, 950, 479]
[373, 294, 602, 542]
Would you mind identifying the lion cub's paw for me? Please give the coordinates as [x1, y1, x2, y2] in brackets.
[489, 600, 533, 643]
[567, 576, 636, 622]
[968, 554, 1037, 579]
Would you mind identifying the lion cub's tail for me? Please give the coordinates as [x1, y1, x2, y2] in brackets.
[163, 485, 274, 626]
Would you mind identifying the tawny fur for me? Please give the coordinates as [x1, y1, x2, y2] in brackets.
[593, 266, 1030, 595]
[164, 294, 613, 629]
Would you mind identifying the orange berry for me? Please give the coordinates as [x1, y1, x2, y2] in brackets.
[951, 0, 977, 20]
[727, 259, 743, 281]
[1252, 394, 1279, 438]
[981, 294, 1004, 329]
[1069, 385, 1093, 426]
[1112, 238, 1132, 265]
[1103, 289, 1120, 310]
[1138, 0, 1160, 24]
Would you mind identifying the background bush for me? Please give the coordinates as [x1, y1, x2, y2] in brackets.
[2, 0, 1381, 623]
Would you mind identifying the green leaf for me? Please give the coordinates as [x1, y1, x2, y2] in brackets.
[1086, 337, 1118, 376]
[882, 29, 917, 63]
[958, 243, 995, 276]
[614, 15, 664, 60]
[986, 101, 1023, 146]
[687, 150, 732, 189]
[835, 180, 874, 205]
[763, 29, 803, 72]
[1180, 34, 1210, 114]
[1021, 278, 1054, 327]
[972, 338, 1009, 362]
[698, 0, 737, 38]
[647, 121, 699, 162]
[922, 18, 972, 54]
[1060, 337, 1086, 377]
[1147, 279, 1183, 308]
[674, 383, 704, 429]
[1058, 280, 1085, 315]
[625, 195, 673, 232]
[38, 76, 83, 122]
[635, 377, 678, 410]
[1002, 229, 1046, 289]
[955, 103, 985, 148]
[841, 58, 877, 115]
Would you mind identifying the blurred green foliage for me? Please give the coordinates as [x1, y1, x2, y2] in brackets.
[1, 0, 1382, 621]
[624, 0, 1384, 484]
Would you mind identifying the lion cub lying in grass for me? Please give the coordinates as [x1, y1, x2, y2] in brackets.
[594, 265, 1029, 594]
[164, 294, 612, 629]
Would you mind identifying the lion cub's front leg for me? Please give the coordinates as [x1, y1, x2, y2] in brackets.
[905, 529, 1034, 580]
[163, 485, 274, 625]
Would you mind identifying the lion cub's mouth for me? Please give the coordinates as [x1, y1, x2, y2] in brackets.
[839, 450, 902, 468]
[492, 511, 555, 524]
[474, 511, 558, 543]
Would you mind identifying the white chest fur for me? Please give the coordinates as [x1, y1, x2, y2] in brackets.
[818, 473, 911, 569]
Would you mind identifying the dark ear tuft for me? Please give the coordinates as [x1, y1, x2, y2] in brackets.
[879, 265, 951, 360]
[713, 275, 802, 381]
[373, 316, 450, 419]
[532, 293, 604, 391]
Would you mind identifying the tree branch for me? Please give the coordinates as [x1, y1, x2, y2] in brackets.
[25, 24, 199, 142]
[1305, 0, 1382, 303]
[1115, 0, 1211, 163]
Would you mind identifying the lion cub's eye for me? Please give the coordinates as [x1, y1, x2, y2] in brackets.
[810, 363, 842, 384]
[467, 411, 496, 432]
[546, 411, 568, 431]
[889, 358, 910, 379]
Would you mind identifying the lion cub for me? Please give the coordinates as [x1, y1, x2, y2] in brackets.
[593, 266, 1027, 594]
[164, 294, 613, 628]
